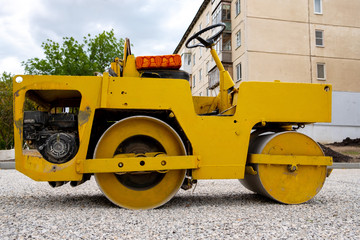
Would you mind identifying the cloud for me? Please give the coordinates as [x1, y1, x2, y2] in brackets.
[0, 57, 23, 75]
[0, 0, 202, 74]
[0, 1, 46, 56]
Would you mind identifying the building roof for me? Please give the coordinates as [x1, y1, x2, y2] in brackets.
[173, 0, 210, 54]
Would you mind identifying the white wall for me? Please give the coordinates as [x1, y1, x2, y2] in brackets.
[299, 91, 360, 143]
[0, 149, 15, 161]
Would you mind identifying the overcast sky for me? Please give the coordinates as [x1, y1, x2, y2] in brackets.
[0, 0, 202, 74]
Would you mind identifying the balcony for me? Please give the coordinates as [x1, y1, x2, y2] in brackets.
[219, 50, 232, 63]
[208, 59, 233, 90]
[208, 67, 219, 90]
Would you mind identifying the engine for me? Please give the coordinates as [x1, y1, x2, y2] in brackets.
[23, 111, 79, 164]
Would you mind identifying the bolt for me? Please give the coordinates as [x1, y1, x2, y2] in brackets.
[118, 162, 124, 168]
[288, 165, 297, 172]
[161, 160, 166, 166]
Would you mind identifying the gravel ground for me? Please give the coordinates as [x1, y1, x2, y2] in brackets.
[0, 170, 359, 240]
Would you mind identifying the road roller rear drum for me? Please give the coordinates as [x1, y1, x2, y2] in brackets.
[241, 132, 327, 204]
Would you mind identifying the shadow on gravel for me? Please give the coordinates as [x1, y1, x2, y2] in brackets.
[2, 191, 326, 210]
[162, 192, 329, 209]
[160, 193, 275, 210]
[2, 192, 276, 210]
[0, 194, 115, 209]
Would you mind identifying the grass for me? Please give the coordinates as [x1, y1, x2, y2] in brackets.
[339, 150, 360, 156]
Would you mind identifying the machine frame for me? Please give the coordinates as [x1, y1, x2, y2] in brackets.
[13, 24, 333, 208]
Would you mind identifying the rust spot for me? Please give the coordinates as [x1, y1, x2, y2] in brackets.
[44, 164, 66, 173]
[14, 85, 28, 97]
[78, 106, 91, 126]
[14, 119, 23, 138]
[283, 171, 298, 176]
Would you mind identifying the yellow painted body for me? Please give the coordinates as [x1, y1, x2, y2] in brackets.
[13, 51, 332, 182]
[12, 38, 335, 208]
[13, 36, 333, 209]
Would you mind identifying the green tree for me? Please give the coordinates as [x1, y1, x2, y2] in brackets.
[0, 30, 125, 149]
[22, 30, 125, 76]
[0, 72, 14, 149]
[0, 72, 35, 149]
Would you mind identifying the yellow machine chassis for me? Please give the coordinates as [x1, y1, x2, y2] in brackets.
[12, 35, 332, 208]
[13, 73, 332, 181]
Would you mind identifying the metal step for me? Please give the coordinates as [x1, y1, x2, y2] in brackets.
[1, 161, 359, 170]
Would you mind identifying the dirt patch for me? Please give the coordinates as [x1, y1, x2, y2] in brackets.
[319, 143, 352, 162]
[332, 137, 360, 146]
[319, 137, 360, 163]
[326, 145, 360, 159]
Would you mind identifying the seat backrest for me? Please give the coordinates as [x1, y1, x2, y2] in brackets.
[140, 70, 189, 81]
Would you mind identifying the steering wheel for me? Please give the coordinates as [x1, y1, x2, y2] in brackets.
[185, 23, 226, 49]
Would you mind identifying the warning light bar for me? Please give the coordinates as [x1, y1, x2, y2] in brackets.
[136, 54, 182, 70]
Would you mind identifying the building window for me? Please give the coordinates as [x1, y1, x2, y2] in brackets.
[182, 53, 191, 66]
[199, 23, 202, 31]
[206, 12, 210, 25]
[193, 54, 196, 66]
[235, 0, 241, 16]
[199, 69, 202, 81]
[206, 88, 209, 96]
[212, 3, 231, 27]
[193, 75, 196, 88]
[199, 92, 202, 96]
[236, 63, 242, 82]
[315, 30, 324, 47]
[206, 61, 209, 73]
[236, 30, 241, 48]
[317, 63, 326, 80]
[314, 0, 322, 14]
[212, 5, 221, 25]
[223, 40, 231, 51]
[222, 4, 231, 21]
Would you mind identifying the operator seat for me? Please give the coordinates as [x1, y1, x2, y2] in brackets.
[139, 70, 189, 81]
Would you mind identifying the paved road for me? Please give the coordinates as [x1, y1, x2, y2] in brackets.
[0, 169, 359, 239]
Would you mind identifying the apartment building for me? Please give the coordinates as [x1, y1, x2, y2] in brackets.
[174, 0, 360, 142]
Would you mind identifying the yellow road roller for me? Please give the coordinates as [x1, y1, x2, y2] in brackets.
[13, 24, 332, 209]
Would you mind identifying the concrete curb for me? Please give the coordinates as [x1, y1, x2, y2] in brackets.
[0, 149, 15, 170]
[0, 149, 15, 162]
[328, 162, 360, 169]
[0, 162, 15, 169]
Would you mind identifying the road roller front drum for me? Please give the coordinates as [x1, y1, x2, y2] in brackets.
[94, 116, 187, 209]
